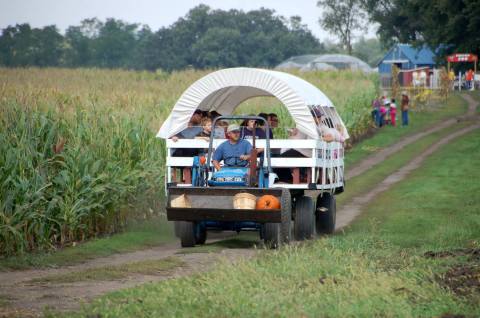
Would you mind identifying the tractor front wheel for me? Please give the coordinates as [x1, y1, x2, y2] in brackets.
[177, 221, 196, 247]
[264, 189, 292, 248]
[263, 223, 280, 248]
[195, 223, 207, 245]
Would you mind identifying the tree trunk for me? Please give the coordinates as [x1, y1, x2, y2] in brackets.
[347, 42, 352, 55]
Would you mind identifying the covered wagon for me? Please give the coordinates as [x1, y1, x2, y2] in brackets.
[157, 67, 348, 247]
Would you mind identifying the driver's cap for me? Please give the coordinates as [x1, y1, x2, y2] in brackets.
[227, 124, 240, 133]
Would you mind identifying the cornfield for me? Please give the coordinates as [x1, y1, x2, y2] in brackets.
[0, 67, 376, 256]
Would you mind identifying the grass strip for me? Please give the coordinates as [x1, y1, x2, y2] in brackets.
[337, 121, 471, 207]
[31, 256, 184, 284]
[0, 218, 175, 271]
[67, 127, 480, 317]
[0, 294, 10, 308]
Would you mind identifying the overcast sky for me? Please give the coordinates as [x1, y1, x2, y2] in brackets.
[0, 0, 377, 42]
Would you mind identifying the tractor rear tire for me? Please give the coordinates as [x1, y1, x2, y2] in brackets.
[315, 192, 336, 235]
[294, 196, 315, 240]
[195, 223, 207, 245]
[178, 221, 196, 247]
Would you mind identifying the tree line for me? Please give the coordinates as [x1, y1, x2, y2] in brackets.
[0, 5, 324, 71]
[4, 1, 472, 71]
[318, 0, 480, 58]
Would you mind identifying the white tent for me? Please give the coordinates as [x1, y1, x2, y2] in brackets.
[157, 67, 348, 139]
[300, 62, 336, 72]
[311, 54, 373, 73]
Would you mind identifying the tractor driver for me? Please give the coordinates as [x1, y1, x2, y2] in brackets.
[212, 124, 252, 170]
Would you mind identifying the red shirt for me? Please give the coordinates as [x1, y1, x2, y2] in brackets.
[466, 71, 474, 81]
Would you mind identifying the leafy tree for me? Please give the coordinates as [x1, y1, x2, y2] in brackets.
[0, 24, 63, 66]
[352, 36, 387, 66]
[130, 26, 154, 70]
[91, 19, 139, 68]
[141, 5, 323, 71]
[0, 5, 324, 70]
[317, 0, 367, 55]
[0, 25, 20, 65]
[64, 26, 90, 66]
[32, 26, 64, 66]
[361, 0, 480, 56]
[64, 19, 102, 67]
[193, 28, 242, 68]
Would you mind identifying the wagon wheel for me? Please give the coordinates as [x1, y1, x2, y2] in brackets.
[315, 192, 336, 235]
[294, 195, 315, 240]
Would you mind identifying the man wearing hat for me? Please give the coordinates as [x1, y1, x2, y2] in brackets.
[212, 124, 252, 171]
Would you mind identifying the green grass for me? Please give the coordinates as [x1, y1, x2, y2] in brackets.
[66, 128, 480, 317]
[344, 93, 467, 167]
[337, 121, 471, 207]
[30, 256, 184, 284]
[0, 217, 174, 271]
[467, 91, 480, 113]
[0, 294, 10, 308]
[347, 129, 480, 250]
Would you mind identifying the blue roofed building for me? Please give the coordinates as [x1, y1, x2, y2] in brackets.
[378, 44, 438, 88]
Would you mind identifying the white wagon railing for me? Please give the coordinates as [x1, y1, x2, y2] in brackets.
[166, 138, 344, 191]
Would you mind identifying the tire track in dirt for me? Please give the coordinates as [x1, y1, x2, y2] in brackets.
[0, 233, 256, 316]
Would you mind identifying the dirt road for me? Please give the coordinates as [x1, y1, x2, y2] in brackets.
[0, 234, 256, 316]
[0, 94, 478, 317]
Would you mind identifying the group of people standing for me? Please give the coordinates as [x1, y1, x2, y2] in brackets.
[372, 92, 410, 127]
[448, 69, 476, 91]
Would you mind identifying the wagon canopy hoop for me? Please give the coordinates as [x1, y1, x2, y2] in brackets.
[157, 67, 349, 139]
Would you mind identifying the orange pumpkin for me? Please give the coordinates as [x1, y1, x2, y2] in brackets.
[256, 195, 281, 210]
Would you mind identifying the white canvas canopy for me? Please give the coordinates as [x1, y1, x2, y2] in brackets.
[157, 67, 347, 139]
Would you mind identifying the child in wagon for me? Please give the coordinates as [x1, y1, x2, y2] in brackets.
[195, 117, 213, 139]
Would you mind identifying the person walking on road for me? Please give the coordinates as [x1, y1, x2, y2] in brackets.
[401, 91, 410, 126]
